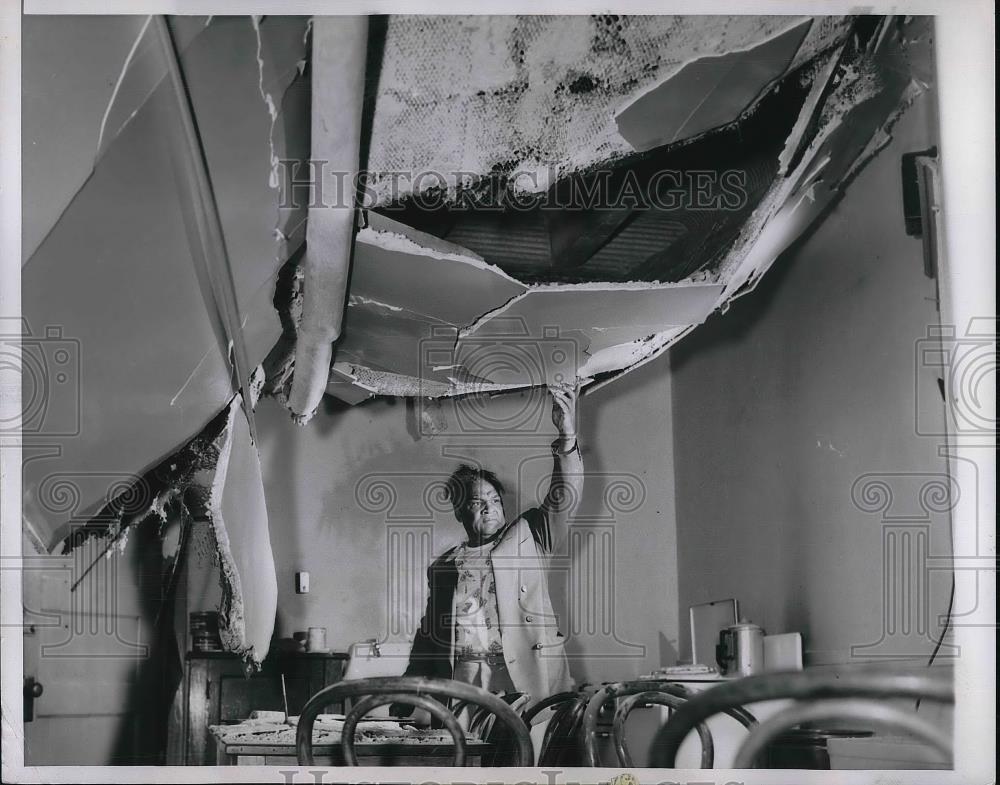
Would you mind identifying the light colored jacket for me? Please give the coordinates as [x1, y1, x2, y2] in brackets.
[403, 440, 584, 711]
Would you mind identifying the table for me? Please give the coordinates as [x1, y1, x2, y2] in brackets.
[635, 672, 873, 769]
[208, 717, 493, 766]
[169, 651, 349, 765]
[635, 671, 792, 767]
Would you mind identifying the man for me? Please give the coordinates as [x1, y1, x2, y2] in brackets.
[394, 384, 583, 714]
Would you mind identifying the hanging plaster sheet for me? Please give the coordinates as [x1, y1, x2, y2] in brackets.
[331, 217, 723, 395]
[21, 16, 310, 550]
[334, 217, 528, 386]
[713, 17, 932, 304]
[614, 19, 813, 151]
[209, 396, 278, 666]
[454, 282, 723, 385]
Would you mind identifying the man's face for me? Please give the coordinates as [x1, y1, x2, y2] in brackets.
[459, 478, 505, 541]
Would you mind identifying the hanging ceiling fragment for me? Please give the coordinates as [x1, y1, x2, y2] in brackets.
[614, 18, 814, 152]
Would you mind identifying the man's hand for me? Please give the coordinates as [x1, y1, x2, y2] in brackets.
[549, 382, 578, 453]
[539, 381, 583, 545]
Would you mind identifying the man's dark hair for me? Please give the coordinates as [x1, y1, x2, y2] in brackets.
[445, 464, 505, 511]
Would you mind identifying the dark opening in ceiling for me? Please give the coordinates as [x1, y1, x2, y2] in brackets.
[373, 56, 815, 285]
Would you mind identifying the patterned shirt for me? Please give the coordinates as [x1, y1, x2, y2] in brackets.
[451, 538, 504, 656]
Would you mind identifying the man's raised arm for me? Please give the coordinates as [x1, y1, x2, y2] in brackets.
[535, 383, 584, 554]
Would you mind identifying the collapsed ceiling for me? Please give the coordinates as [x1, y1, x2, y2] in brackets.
[21, 14, 932, 664]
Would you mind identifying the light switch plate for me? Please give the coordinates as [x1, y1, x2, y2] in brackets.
[295, 571, 309, 594]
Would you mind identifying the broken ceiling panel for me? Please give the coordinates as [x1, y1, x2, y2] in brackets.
[94, 16, 207, 161]
[21, 16, 217, 263]
[458, 282, 722, 358]
[376, 41, 811, 286]
[614, 18, 813, 151]
[351, 217, 527, 325]
[338, 302, 455, 381]
[331, 216, 530, 390]
[51, 378, 276, 669]
[711, 16, 931, 305]
[208, 396, 278, 667]
[22, 16, 310, 550]
[319, 215, 724, 400]
[363, 15, 852, 204]
[578, 327, 687, 378]
[312, 15, 929, 404]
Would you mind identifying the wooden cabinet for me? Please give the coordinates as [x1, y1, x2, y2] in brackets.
[168, 651, 348, 765]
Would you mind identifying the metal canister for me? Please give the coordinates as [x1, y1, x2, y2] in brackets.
[716, 621, 765, 676]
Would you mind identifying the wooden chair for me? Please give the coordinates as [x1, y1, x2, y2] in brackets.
[295, 676, 533, 766]
[451, 690, 525, 735]
[648, 669, 954, 768]
[581, 679, 757, 767]
[466, 691, 529, 766]
[522, 691, 590, 765]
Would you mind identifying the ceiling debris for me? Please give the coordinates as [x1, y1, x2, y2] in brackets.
[376, 28, 815, 286]
[286, 16, 369, 423]
[57, 376, 275, 668]
[361, 15, 852, 204]
[207, 393, 278, 666]
[265, 212, 725, 402]
[290, 15, 927, 406]
[614, 18, 814, 152]
[709, 15, 931, 304]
